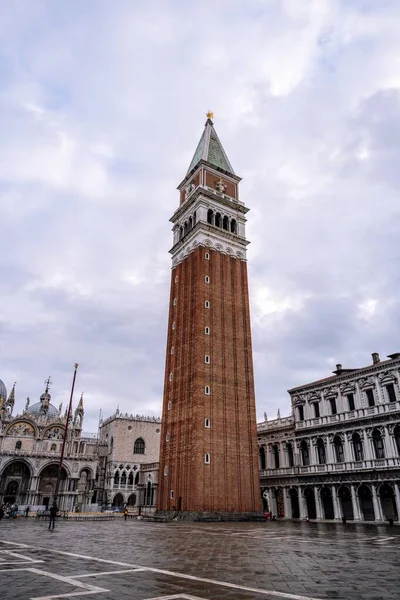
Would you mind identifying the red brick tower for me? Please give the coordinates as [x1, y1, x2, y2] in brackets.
[157, 114, 261, 518]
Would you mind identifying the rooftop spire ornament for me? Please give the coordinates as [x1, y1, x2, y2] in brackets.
[206, 110, 214, 120]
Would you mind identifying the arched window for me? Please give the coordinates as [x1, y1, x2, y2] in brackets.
[114, 471, 120, 485]
[333, 435, 344, 463]
[298, 405, 304, 421]
[312, 403, 320, 418]
[134, 471, 139, 485]
[259, 447, 266, 470]
[188, 216, 193, 230]
[222, 215, 229, 231]
[179, 226, 183, 240]
[300, 440, 309, 466]
[372, 429, 385, 459]
[134, 438, 145, 454]
[230, 219, 237, 234]
[394, 425, 400, 456]
[287, 443, 294, 467]
[128, 472, 133, 486]
[329, 398, 337, 415]
[50, 443, 57, 452]
[121, 471, 127, 485]
[15, 441, 22, 450]
[316, 438, 326, 464]
[207, 209, 213, 224]
[273, 445, 280, 469]
[352, 432, 364, 461]
[184, 221, 188, 235]
[215, 213, 221, 228]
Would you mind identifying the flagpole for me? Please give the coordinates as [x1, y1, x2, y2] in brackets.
[54, 363, 79, 506]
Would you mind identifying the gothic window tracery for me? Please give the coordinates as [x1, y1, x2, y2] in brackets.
[134, 438, 145, 454]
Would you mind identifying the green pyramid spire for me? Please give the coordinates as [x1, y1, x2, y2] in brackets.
[187, 117, 235, 175]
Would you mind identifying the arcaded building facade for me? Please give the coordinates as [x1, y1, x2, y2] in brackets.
[0, 379, 98, 511]
[98, 411, 161, 511]
[258, 352, 400, 522]
[158, 115, 260, 516]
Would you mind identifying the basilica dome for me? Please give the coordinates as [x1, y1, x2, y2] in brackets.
[0, 379, 7, 399]
[26, 400, 59, 418]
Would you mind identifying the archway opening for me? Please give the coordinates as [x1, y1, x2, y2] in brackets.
[259, 447, 266, 470]
[320, 486, 334, 519]
[358, 484, 375, 521]
[304, 487, 316, 519]
[127, 493, 136, 506]
[338, 485, 354, 520]
[0, 461, 31, 505]
[379, 483, 398, 521]
[289, 488, 300, 519]
[38, 464, 68, 508]
[112, 493, 124, 508]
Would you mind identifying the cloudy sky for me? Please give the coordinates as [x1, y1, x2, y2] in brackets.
[1, 0, 400, 432]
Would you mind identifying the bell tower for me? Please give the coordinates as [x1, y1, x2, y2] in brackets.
[157, 114, 261, 518]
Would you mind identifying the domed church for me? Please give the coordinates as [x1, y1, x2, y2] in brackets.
[0, 377, 99, 511]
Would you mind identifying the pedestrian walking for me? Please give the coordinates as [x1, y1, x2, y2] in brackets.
[25, 506, 30, 518]
[48, 502, 58, 530]
[124, 507, 128, 521]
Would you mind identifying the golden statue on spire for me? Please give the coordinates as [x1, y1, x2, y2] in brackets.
[206, 110, 214, 120]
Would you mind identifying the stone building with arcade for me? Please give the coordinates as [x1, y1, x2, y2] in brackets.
[97, 410, 161, 513]
[258, 352, 400, 523]
[0, 378, 98, 511]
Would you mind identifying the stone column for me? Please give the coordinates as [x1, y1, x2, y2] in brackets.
[314, 487, 323, 520]
[298, 487, 307, 519]
[350, 484, 361, 521]
[394, 483, 400, 520]
[283, 487, 292, 519]
[343, 435, 352, 462]
[382, 425, 392, 457]
[331, 485, 341, 520]
[363, 430, 372, 460]
[371, 485, 383, 522]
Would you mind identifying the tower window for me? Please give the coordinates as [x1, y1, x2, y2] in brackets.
[175, 275, 178, 283]
[169, 373, 173, 381]
[366, 388, 375, 407]
[329, 398, 337, 415]
[205, 355, 210, 364]
[170, 490, 174, 499]
[205, 418, 210, 428]
[171, 347, 174, 354]
[168, 401, 172, 410]
[230, 219, 237, 234]
[205, 453, 210, 464]
[172, 322, 176, 329]
[205, 252, 210, 260]
[164, 467, 168, 476]
[15, 441, 22, 450]
[347, 393, 355, 411]
[386, 383, 397, 403]
[205, 276, 210, 283]
[312, 403, 320, 418]
[298, 405, 304, 421]
[166, 433, 170, 442]
[173, 298, 177, 306]
[205, 327, 210, 335]
[205, 300, 210, 308]
[205, 386, 210, 395]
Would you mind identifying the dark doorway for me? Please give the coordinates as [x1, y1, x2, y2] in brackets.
[338, 486, 354, 520]
[379, 484, 398, 521]
[177, 496, 182, 511]
[290, 488, 300, 519]
[304, 487, 316, 519]
[358, 484, 375, 521]
[320, 487, 334, 519]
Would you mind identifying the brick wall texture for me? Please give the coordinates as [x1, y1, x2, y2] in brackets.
[158, 246, 261, 513]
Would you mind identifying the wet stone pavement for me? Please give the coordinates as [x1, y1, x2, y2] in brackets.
[0, 518, 399, 600]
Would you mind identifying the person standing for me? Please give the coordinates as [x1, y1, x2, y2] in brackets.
[124, 507, 128, 521]
[48, 503, 58, 530]
[25, 506, 30, 518]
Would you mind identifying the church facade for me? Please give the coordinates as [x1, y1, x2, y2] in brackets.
[157, 115, 261, 517]
[0, 379, 98, 511]
[258, 352, 400, 522]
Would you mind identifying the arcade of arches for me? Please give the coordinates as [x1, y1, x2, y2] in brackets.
[0, 460, 95, 510]
[262, 482, 400, 522]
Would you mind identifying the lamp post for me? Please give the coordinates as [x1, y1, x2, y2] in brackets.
[54, 363, 79, 508]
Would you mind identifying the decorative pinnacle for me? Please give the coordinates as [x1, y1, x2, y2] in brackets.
[206, 110, 214, 120]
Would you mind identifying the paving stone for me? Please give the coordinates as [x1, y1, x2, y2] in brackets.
[0, 519, 399, 599]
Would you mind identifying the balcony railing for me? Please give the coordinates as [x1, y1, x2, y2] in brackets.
[260, 456, 400, 478]
[295, 401, 400, 430]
